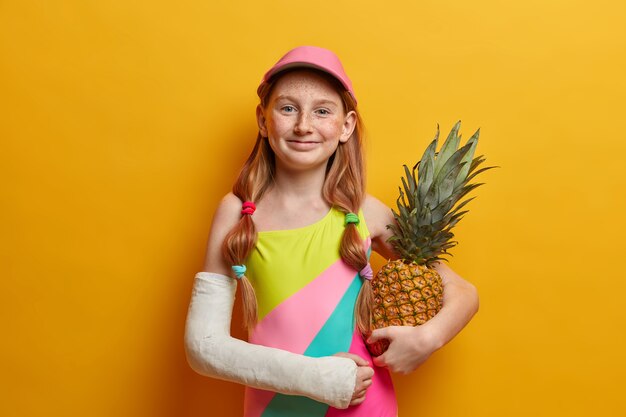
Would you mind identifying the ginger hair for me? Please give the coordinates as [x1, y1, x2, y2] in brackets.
[223, 68, 372, 331]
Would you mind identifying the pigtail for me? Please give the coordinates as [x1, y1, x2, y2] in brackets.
[322, 89, 374, 335]
[222, 211, 259, 329]
[341, 216, 373, 335]
[220, 76, 279, 331]
[222, 134, 275, 330]
[339, 218, 368, 271]
[354, 266, 374, 334]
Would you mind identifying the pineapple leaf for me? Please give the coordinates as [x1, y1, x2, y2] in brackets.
[400, 179, 410, 206]
[425, 142, 472, 209]
[449, 182, 484, 204]
[431, 185, 473, 224]
[398, 204, 409, 222]
[431, 195, 457, 223]
[412, 196, 420, 214]
[395, 213, 410, 231]
[468, 155, 486, 174]
[454, 128, 480, 188]
[397, 186, 408, 209]
[424, 182, 439, 211]
[418, 204, 432, 226]
[417, 153, 435, 202]
[458, 182, 485, 201]
[450, 196, 476, 214]
[403, 165, 417, 199]
[446, 210, 469, 228]
[417, 133, 438, 180]
[434, 120, 461, 178]
[438, 161, 467, 206]
[466, 165, 499, 183]
[435, 142, 473, 185]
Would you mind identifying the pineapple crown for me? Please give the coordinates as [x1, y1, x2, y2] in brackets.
[387, 121, 496, 266]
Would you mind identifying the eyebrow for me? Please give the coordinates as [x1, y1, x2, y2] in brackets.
[274, 95, 340, 107]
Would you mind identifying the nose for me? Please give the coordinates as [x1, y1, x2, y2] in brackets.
[294, 112, 313, 135]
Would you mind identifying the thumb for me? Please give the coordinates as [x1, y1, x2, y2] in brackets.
[368, 327, 391, 343]
[350, 354, 369, 367]
[333, 352, 369, 366]
[372, 352, 387, 368]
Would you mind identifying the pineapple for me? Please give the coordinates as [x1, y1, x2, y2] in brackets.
[364, 121, 494, 356]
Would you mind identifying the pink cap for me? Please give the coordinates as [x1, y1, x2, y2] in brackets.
[257, 46, 357, 104]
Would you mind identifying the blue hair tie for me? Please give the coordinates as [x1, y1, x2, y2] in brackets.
[231, 264, 247, 279]
[345, 212, 360, 226]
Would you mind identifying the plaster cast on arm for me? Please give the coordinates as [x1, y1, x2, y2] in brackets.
[184, 272, 357, 409]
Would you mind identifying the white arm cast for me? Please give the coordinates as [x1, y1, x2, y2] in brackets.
[184, 272, 357, 409]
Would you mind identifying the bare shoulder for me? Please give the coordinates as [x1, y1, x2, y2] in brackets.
[214, 192, 243, 223]
[362, 194, 394, 238]
[362, 194, 398, 260]
[202, 193, 242, 274]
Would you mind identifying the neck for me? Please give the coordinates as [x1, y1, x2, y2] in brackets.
[270, 161, 328, 205]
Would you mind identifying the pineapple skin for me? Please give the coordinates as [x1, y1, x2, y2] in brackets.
[367, 259, 443, 356]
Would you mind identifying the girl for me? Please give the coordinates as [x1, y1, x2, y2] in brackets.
[184, 46, 479, 417]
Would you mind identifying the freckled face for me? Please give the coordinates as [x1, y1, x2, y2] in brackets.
[257, 70, 356, 173]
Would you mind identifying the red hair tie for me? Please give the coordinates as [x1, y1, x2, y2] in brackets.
[241, 201, 256, 215]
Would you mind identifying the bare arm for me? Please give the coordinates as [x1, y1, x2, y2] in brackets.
[428, 260, 480, 347]
[202, 193, 240, 275]
[362, 194, 400, 261]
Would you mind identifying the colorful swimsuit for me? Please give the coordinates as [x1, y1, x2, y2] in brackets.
[244, 207, 398, 417]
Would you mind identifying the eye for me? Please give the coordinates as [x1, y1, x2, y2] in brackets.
[316, 108, 331, 116]
[281, 105, 297, 113]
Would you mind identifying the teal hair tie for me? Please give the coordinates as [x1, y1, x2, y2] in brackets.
[231, 265, 246, 279]
[345, 212, 360, 226]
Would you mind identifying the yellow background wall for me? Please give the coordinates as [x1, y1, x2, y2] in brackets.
[2, 1, 625, 416]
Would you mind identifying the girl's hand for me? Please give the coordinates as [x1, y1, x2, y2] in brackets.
[333, 352, 374, 406]
[367, 325, 442, 375]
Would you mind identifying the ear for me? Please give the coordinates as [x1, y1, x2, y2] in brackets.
[339, 110, 357, 143]
[256, 104, 268, 137]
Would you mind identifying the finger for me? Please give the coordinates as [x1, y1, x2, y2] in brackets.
[335, 352, 369, 366]
[352, 391, 365, 401]
[372, 354, 387, 368]
[368, 328, 390, 343]
[350, 394, 366, 406]
[355, 378, 372, 394]
[363, 366, 374, 379]
[367, 329, 384, 343]
[351, 354, 369, 367]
